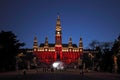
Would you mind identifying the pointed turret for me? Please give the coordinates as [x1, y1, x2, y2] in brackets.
[56, 15, 61, 28]
[79, 37, 83, 52]
[44, 36, 48, 47]
[68, 37, 72, 47]
[33, 36, 38, 51]
[56, 14, 62, 32]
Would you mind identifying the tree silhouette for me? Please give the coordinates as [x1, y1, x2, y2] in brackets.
[0, 31, 25, 71]
[111, 35, 120, 73]
[89, 40, 99, 49]
[89, 40, 114, 72]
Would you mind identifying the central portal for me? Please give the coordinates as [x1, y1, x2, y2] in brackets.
[57, 52, 60, 61]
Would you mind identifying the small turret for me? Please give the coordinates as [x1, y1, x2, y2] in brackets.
[68, 37, 72, 48]
[44, 36, 49, 47]
[33, 36, 38, 51]
[79, 37, 83, 52]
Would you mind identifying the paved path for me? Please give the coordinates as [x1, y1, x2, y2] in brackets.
[85, 72, 120, 80]
[0, 71, 84, 80]
[0, 70, 120, 80]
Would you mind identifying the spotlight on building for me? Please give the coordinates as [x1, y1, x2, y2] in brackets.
[52, 61, 64, 70]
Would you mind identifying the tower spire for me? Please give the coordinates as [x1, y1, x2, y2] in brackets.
[56, 14, 61, 28]
[33, 35, 38, 51]
[57, 12, 60, 19]
[68, 37, 72, 47]
[79, 37, 83, 48]
[79, 37, 83, 52]
[44, 36, 48, 47]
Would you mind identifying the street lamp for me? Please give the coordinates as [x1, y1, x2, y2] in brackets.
[89, 53, 94, 70]
[113, 55, 118, 73]
[78, 54, 84, 75]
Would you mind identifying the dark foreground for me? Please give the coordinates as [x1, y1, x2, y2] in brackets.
[0, 70, 120, 80]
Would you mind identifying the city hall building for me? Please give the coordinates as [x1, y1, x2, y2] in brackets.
[33, 15, 83, 65]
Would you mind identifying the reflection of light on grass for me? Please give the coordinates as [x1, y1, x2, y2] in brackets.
[52, 61, 64, 70]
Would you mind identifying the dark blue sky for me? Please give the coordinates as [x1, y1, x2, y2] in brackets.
[0, 0, 120, 48]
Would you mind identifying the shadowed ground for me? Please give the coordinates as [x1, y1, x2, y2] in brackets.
[0, 69, 120, 80]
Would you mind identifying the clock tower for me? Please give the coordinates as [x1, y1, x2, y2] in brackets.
[55, 15, 62, 45]
[55, 15, 62, 60]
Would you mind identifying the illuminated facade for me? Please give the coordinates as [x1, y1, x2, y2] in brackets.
[33, 15, 83, 65]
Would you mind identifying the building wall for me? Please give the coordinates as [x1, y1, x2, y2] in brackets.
[34, 47, 83, 65]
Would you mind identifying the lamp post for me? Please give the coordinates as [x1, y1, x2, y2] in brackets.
[78, 54, 84, 75]
[89, 53, 94, 70]
[113, 55, 118, 73]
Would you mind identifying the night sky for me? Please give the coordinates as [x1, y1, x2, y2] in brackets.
[0, 0, 120, 49]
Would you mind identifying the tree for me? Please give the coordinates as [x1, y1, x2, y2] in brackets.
[0, 31, 25, 71]
[89, 40, 113, 50]
[100, 49, 114, 72]
[112, 35, 120, 55]
[89, 40, 99, 50]
[111, 35, 120, 73]
[100, 42, 113, 50]
[89, 40, 113, 72]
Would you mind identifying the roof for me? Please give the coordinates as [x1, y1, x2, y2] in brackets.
[39, 43, 55, 47]
[39, 43, 78, 48]
[62, 43, 77, 47]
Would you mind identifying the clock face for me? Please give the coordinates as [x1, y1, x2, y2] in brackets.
[57, 31, 60, 34]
